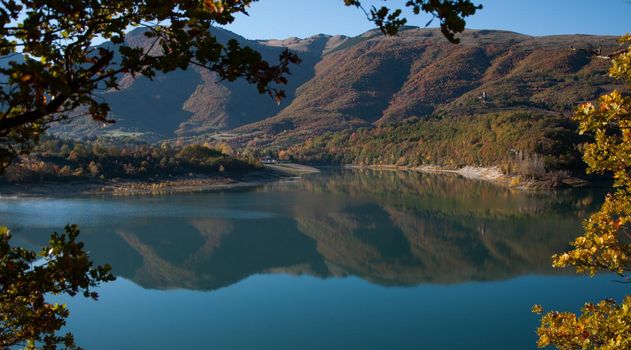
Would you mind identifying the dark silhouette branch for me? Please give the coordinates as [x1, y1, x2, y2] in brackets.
[0, 50, 114, 133]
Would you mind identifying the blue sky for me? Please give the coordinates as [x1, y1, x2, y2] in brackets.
[223, 0, 631, 40]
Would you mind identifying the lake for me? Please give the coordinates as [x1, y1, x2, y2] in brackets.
[1, 169, 626, 350]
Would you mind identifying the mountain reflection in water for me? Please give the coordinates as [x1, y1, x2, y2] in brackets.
[4, 169, 605, 291]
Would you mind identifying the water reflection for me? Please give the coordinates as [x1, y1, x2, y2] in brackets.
[3, 169, 605, 291]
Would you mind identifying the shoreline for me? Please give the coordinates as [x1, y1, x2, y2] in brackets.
[345, 164, 587, 189]
[0, 161, 587, 197]
[0, 163, 320, 198]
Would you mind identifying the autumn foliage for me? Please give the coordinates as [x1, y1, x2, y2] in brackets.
[533, 35, 631, 350]
[0, 225, 115, 349]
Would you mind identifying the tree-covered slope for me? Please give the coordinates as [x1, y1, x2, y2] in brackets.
[230, 29, 622, 148]
[51, 27, 624, 161]
[285, 111, 587, 179]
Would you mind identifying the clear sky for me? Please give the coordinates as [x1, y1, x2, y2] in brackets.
[222, 0, 631, 40]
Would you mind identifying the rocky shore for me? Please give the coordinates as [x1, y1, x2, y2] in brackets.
[345, 164, 587, 190]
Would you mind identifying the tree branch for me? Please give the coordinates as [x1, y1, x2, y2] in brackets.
[0, 50, 114, 133]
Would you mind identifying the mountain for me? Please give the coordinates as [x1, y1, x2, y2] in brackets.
[52, 27, 349, 139]
[51, 27, 623, 148]
[232, 28, 621, 148]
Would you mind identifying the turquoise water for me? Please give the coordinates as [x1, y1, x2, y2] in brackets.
[1, 169, 626, 349]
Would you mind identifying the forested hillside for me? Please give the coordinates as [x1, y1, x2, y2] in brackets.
[51, 27, 622, 145]
[45, 27, 627, 179]
[229, 28, 621, 148]
[286, 112, 586, 181]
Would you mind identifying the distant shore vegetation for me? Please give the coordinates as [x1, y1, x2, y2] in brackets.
[1, 137, 262, 184]
[284, 111, 590, 182]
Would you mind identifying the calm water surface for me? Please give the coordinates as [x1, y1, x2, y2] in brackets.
[0, 169, 626, 350]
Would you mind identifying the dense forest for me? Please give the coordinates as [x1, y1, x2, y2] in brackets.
[286, 111, 587, 180]
[1, 137, 262, 184]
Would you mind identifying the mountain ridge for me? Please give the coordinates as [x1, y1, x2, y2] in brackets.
[49, 27, 624, 150]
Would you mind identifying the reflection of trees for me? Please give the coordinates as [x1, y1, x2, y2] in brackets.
[9, 170, 605, 290]
[292, 169, 603, 220]
[296, 204, 421, 285]
[104, 217, 327, 291]
[288, 169, 604, 284]
[383, 206, 582, 283]
[291, 204, 584, 285]
[117, 228, 199, 289]
[183, 220, 233, 267]
[113, 219, 234, 289]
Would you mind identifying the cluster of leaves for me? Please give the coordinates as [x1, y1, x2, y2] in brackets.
[286, 111, 586, 180]
[1, 137, 261, 183]
[0, 225, 115, 349]
[345, 0, 481, 41]
[533, 35, 631, 350]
